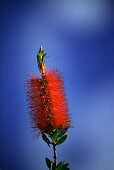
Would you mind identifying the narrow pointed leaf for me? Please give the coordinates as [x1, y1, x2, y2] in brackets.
[45, 157, 51, 169]
[57, 128, 68, 138]
[66, 131, 70, 136]
[42, 134, 51, 147]
[56, 135, 67, 145]
[61, 163, 69, 170]
[50, 161, 53, 170]
[52, 129, 58, 141]
[56, 161, 63, 170]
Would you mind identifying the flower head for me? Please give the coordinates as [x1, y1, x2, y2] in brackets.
[25, 68, 71, 137]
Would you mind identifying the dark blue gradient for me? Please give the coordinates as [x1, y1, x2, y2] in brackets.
[0, 0, 114, 170]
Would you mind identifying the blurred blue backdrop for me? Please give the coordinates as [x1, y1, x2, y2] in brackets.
[0, 0, 114, 170]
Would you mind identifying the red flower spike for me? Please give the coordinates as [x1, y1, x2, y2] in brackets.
[25, 68, 71, 137]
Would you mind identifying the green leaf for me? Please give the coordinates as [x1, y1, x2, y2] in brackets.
[63, 160, 65, 164]
[42, 134, 51, 147]
[52, 129, 58, 141]
[61, 163, 69, 170]
[66, 131, 70, 136]
[52, 163, 56, 170]
[56, 161, 63, 170]
[56, 135, 67, 145]
[50, 161, 53, 170]
[45, 157, 51, 169]
[48, 134, 51, 138]
[57, 128, 68, 138]
[45, 157, 56, 170]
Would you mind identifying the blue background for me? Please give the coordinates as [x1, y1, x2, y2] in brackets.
[0, 0, 114, 170]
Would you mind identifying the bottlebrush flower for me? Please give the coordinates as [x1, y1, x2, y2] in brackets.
[25, 67, 71, 137]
